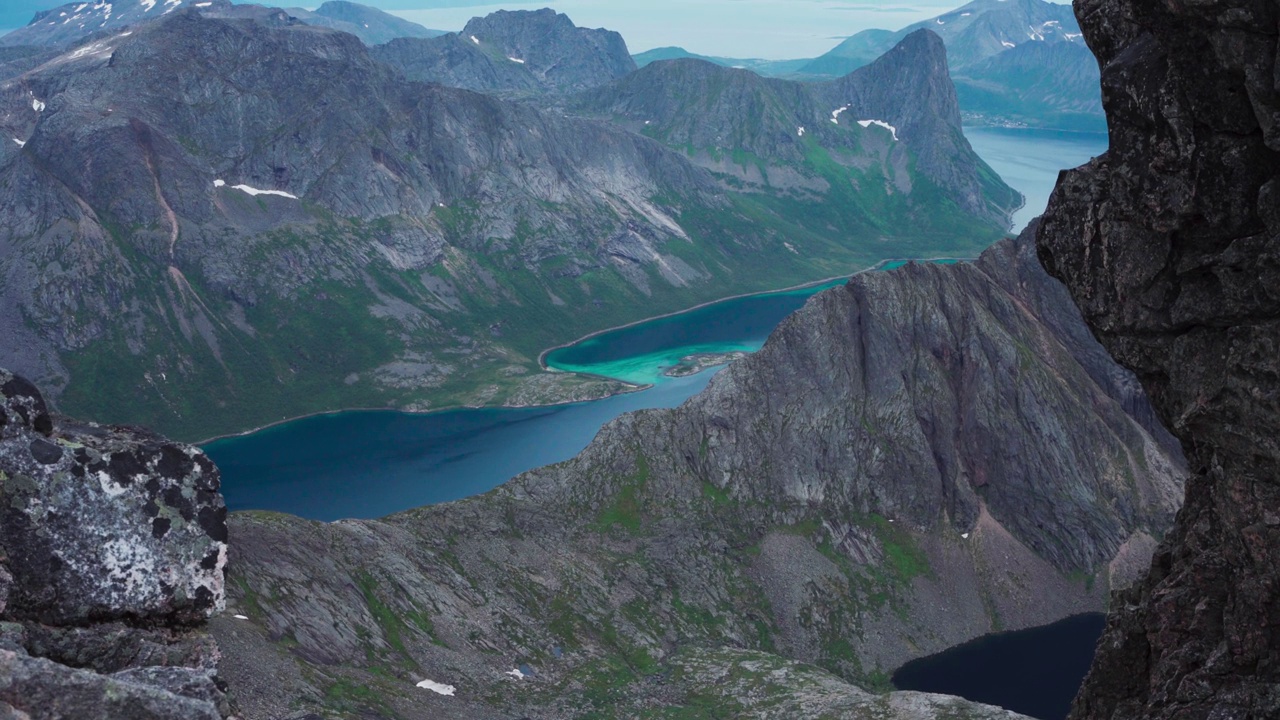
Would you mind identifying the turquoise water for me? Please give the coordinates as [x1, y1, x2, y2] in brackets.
[545, 278, 848, 385]
[208, 129, 1100, 521]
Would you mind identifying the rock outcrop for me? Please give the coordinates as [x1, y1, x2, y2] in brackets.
[0, 369, 229, 719]
[216, 230, 1184, 719]
[1035, 0, 1280, 718]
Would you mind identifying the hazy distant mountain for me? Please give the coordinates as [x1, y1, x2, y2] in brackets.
[805, 0, 1082, 76]
[953, 39, 1103, 130]
[633, 46, 810, 77]
[284, 1, 443, 45]
[800, 0, 1100, 130]
[372, 8, 635, 94]
[0, 0, 441, 48]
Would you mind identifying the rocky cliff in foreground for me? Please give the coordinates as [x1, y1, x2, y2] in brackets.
[1036, 0, 1280, 718]
[0, 369, 230, 718]
[216, 230, 1184, 719]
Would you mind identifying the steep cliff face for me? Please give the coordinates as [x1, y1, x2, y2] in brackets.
[0, 369, 229, 719]
[216, 232, 1184, 719]
[1035, 1, 1280, 718]
[578, 30, 1019, 227]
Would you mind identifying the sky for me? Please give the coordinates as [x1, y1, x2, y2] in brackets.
[1, 0, 1064, 59]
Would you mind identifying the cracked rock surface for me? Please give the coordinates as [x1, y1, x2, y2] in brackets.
[0, 369, 229, 719]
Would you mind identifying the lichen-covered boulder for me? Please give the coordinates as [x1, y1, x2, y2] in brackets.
[0, 369, 227, 626]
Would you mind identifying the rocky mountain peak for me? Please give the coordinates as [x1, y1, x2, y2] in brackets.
[457, 7, 635, 91]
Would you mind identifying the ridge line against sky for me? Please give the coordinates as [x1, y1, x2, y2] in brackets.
[1, 0, 1076, 60]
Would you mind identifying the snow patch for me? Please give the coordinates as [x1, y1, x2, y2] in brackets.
[416, 679, 456, 696]
[796, 126, 805, 137]
[194, 1, 211, 6]
[935, 18, 944, 24]
[507, 56, 525, 64]
[213, 179, 226, 187]
[231, 184, 297, 199]
[234, 614, 249, 620]
[961, 12, 971, 16]
[830, 105, 848, 124]
[783, 242, 798, 254]
[470, 35, 479, 44]
[140, 0, 156, 10]
[1001, 40, 1016, 48]
[31, 97, 45, 112]
[505, 668, 526, 679]
[961, 533, 970, 539]
[11, 138, 24, 148]
[857, 119, 898, 141]
[1065, 33, 1082, 40]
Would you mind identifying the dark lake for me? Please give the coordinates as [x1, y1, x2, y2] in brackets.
[892, 613, 1107, 720]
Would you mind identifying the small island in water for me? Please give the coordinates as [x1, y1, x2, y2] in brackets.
[663, 351, 751, 377]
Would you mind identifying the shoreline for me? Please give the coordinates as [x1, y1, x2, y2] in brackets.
[196, 381, 650, 447]
[538, 255, 973, 371]
[200, 255, 973, 447]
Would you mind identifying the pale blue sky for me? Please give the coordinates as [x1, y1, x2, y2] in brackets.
[3, 0, 1071, 59]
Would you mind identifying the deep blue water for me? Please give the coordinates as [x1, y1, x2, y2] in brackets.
[892, 613, 1107, 720]
[204, 371, 715, 520]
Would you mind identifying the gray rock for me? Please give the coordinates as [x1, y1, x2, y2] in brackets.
[0, 368, 227, 625]
[1034, 0, 1280, 718]
[0, 648, 220, 720]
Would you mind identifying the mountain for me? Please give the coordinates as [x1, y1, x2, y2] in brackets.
[0, 0, 208, 48]
[805, 0, 1082, 76]
[576, 30, 1019, 230]
[0, 0, 441, 49]
[633, 46, 810, 77]
[283, 1, 444, 45]
[372, 8, 635, 95]
[214, 229, 1185, 719]
[0, 12, 1016, 441]
[953, 39, 1104, 131]
[800, 0, 1100, 131]
[1036, 0, 1280, 717]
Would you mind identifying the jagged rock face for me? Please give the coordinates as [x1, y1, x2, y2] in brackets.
[1035, 1, 1280, 718]
[217, 233, 1183, 719]
[0, 369, 229, 718]
[0, 369, 227, 624]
